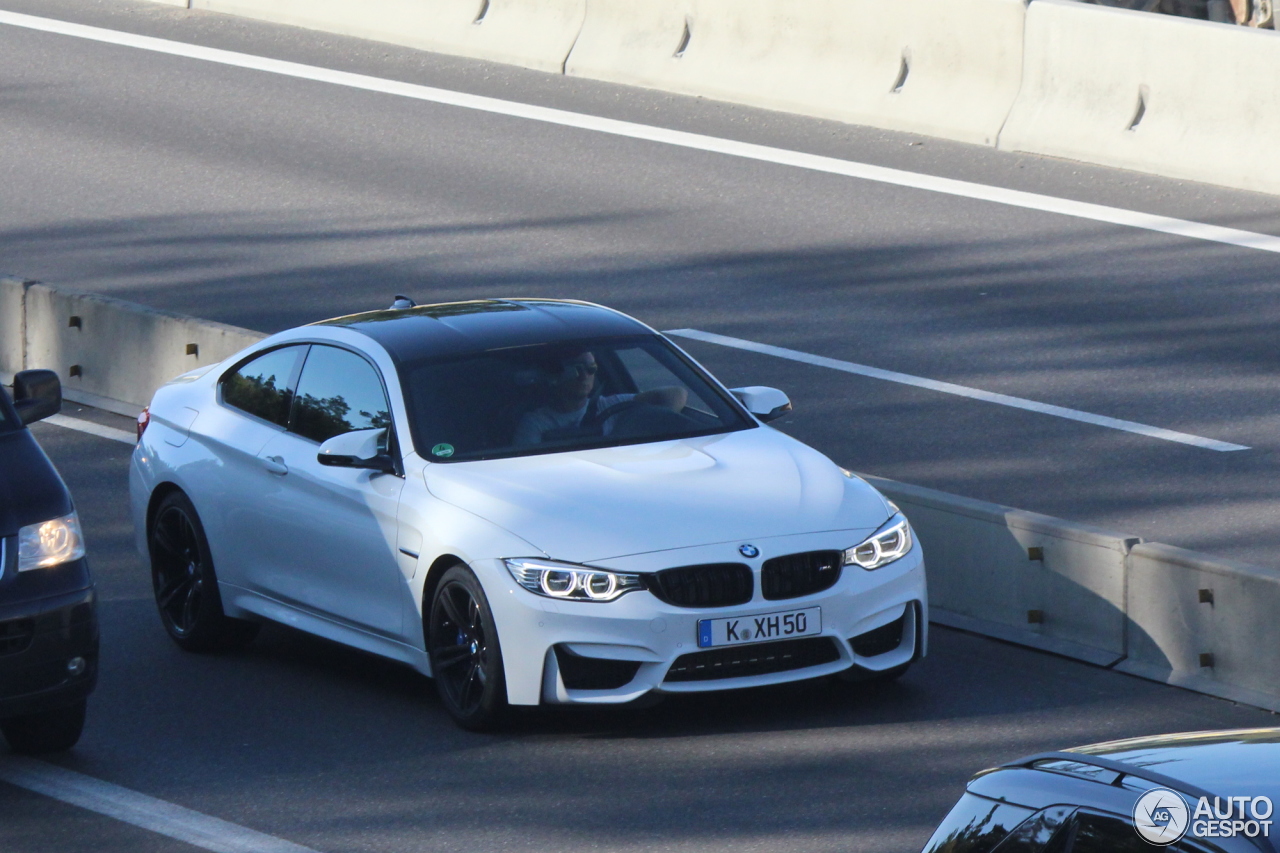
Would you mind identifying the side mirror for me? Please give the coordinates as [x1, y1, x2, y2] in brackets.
[730, 386, 792, 423]
[13, 369, 62, 425]
[317, 428, 397, 474]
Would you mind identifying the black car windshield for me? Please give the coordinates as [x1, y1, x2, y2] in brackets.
[401, 335, 754, 462]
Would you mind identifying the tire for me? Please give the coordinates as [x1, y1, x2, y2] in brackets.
[427, 566, 508, 731]
[149, 491, 258, 653]
[838, 662, 911, 685]
[1, 701, 86, 754]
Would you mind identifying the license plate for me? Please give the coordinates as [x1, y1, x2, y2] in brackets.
[697, 607, 821, 648]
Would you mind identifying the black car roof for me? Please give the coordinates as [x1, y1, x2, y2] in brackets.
[1069, 728, 1280, 801]
[966, 728, 1280, 849]
[315, 299, 653, 363]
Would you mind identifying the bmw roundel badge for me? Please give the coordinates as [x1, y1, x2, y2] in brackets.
[739, 544, 760, 558]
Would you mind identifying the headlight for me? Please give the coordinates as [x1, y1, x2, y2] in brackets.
[843, 513, 913, 570]
[17, 512, 86, 572]
[504, 558, 645, 602]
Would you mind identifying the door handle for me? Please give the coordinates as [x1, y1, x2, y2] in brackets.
[261, 455, 289, 475]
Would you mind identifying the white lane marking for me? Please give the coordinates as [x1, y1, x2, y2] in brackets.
[43, 414, 135, 445]
[3, 11, 1280, 255]
[0, 757, 320, 853]
[667, 328, 1250, 452]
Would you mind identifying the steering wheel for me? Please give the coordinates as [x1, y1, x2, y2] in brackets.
[583, 398, 650, 429]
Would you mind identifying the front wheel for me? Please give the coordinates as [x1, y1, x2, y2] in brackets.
[149, 491, 258, 653]
[427, 566, 507, 731]
[838, 662, 911, 685]
[1, 701, 86, 754]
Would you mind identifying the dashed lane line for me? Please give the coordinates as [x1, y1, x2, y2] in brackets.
[3, 10, 1280, 255]
[0, 756, 320, 853]
[43, 414, 135, 445]
[667, 329, 1249, 452]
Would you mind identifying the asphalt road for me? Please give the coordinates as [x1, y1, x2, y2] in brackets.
[2, 1, 1280, 567]
[3, 5, 1280, 850]
[0, 414, 1274, 853]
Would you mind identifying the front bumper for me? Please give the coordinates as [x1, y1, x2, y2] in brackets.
[476, 537, 927, 706]
[0, 571, 99, 720]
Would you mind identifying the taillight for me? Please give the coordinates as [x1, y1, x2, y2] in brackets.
[136, 406, 150, 442]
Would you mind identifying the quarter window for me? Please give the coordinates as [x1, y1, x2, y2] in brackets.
[921, 794, 1037, 853]
[289, 346, 391, 444]
[221, 346, 305, 427]
[1057, 813, 1229, 853]
[1062, 813, 1150, 852]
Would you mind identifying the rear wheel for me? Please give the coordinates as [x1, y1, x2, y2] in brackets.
[149, 491, 258, 653]
[428, 566, 507, 731]
[1, 701, 86, 754]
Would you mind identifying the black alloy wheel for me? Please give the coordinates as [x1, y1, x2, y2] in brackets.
[149, 491, 258, 653]
[428, 566, 507, 730]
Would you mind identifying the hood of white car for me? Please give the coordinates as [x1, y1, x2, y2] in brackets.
[424, 427, 892, 562]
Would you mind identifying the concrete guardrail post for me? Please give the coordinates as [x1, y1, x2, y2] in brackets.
[1, 277, 32, 385]
[999, 0, 1280, 195]
[567, 0, 1027, 147]
[861, 474, 1139, 666]
[1120, 542, 1280, 711]
[22, 284, 265, 416]
[190, 0, 588, 74]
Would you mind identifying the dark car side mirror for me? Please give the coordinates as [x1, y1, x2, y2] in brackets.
[13, 369, 62, 425]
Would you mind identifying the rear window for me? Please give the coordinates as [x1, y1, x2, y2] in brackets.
[921, 794, 1036, 853]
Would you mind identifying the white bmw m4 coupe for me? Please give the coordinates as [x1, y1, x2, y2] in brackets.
[130, 299, 927, 729]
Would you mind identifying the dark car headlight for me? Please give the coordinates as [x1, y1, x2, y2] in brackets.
[504, 558, 644, 602]
[17, 511, 86, 572]
[843, 513, 913, 571]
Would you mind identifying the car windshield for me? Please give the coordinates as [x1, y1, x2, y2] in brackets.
[401, 335, 754, 462]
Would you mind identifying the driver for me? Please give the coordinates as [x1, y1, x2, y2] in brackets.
[514, 349, 687, 447]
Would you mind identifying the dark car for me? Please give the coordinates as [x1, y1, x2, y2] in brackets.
[922, 728, 1280, 853]
[0, 370, 98, 753]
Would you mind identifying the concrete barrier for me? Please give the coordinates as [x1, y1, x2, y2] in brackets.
[566, 0, 1027, 147]
[190, 0, 587, 74]
[863, 475, 1139, 666]
[0, 277, 29, 385]
[1120, 542, 1280, 711]
[20, 284, 265, 416]
[999, 0, 1280, 195]
[149, 0, 1280, 195]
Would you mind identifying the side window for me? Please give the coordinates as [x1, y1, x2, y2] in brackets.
[992, 806, 1075, 853]
[614, 345, 715, 416]
[1062, 812, 1178, 853]
[290, 346, 391, 444]
[221, 346, 304, 427]
[921, 794, 1037, 853]
[615, 347, 671, 394]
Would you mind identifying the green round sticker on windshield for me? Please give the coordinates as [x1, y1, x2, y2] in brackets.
[431, 443, 455, 458]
